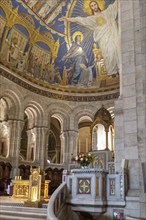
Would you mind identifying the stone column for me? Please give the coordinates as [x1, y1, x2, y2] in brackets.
[60, 132, 65, 164]
[34, 127, 41, 163]
[68, 130, 78, 158]
[38, 127, 49, 170]
[92, 126, 98, 151]
[105, 128, 109, 150]
[111, 129, 114, 152]
[115, 0, 139, 188]
[26, 129, 32, 161]
[56, 145, 61, 163]
[26, 128, 36, 161]
[115, 0, 146, 218]
[60, 130, 78, 164]
[8, 120, 24, 178]
[114, 100, 124, 170]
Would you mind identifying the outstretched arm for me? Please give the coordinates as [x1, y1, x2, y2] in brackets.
[106, 0, 118, 19]
[59, 16, 77, 23]
[59, 15, 95, 31]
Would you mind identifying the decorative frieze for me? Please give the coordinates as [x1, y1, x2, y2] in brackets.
[0, 67, 120, 102]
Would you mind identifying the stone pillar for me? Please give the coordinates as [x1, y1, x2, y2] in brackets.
[60, 133, 65, 164]
[39, 127, 49, 170]
[26, 129, 32, 161]
[60, 130, 78, 164]
[56, 145, 61, 163]
[115, 0, 139, 189]
[105, 128, 109, 150]
[111, 129, 114, 152]
[69, 130, 78, 158]
[34, 127, 41, 163]
[92, 126, 98, 151]
[115, 0, 146, 218]
[114, 99, 124, 170]
[26, 128, 36, 161]
[8, 120, 24, 178]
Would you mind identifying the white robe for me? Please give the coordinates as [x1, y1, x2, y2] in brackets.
[73, 1, 119, 75]
[27, 0, 38, 8]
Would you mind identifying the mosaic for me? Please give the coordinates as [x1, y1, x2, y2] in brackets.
[0, 0, 119, 95]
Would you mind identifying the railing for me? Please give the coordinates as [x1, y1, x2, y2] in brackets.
[47, 182, 67, 220]
[126, 217, 146, 220]
[45, 163, 65, 170]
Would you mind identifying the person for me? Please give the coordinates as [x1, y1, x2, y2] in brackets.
[45, 2, 65, 24]
[80, 63, 95, 86]
[26, 0, 39, 8]
[60, 0, 119, 76]
[62, 32, 88, 84]
[38, 2, 52, 19]
[6, 37, 19, 63]
[16, 52, 27, 72]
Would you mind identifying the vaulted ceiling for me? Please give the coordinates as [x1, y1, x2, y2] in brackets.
[0, 0, 119, 101]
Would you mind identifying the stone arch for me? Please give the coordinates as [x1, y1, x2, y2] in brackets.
[24, 101, 45, 127]
[0, 86, 24, 159]
[47, 103, 71, 131]
[19, 101, 45, 162]
[47, 103, 71, 164]
[50, 125, 60, 147]
[70, 105, 96, 131]
[0, 86, 23, 120]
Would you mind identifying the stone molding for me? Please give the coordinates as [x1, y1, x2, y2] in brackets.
[71, 168, 108, 174]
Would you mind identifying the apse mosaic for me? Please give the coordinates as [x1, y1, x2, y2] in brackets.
[0, 0, 119, 93]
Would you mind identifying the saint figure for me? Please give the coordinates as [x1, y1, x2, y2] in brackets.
[60, 0, 119, 76]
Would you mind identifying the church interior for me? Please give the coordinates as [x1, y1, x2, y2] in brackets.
[0, 0, 146, 219]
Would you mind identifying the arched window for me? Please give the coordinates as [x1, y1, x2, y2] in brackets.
[91, 106, 114, 152]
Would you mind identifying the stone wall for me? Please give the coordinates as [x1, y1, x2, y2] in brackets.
[115, 0, 146, 218]
[0, 0, 146, 218]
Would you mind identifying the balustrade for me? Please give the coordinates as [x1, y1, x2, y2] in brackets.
[47, 182, 67, 220]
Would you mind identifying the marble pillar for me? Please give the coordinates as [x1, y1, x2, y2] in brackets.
[9, 119, 24, 177]
[60, 130, 78, 164]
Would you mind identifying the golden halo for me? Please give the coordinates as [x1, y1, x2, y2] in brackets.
[84, 0, 105, 15]
[72, 31, 84, 42]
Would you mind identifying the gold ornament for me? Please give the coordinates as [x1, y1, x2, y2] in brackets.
[83, 0, 105, 15]
[72, 31, 84, 42]
[96, 16, 105, 26]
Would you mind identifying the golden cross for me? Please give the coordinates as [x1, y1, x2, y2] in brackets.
[80, 180, 89, 192]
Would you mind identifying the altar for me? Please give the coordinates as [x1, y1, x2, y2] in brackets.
[65, 168, 107, 212]
[63, 150, 128, 215]
[12, 167, 50, 207]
